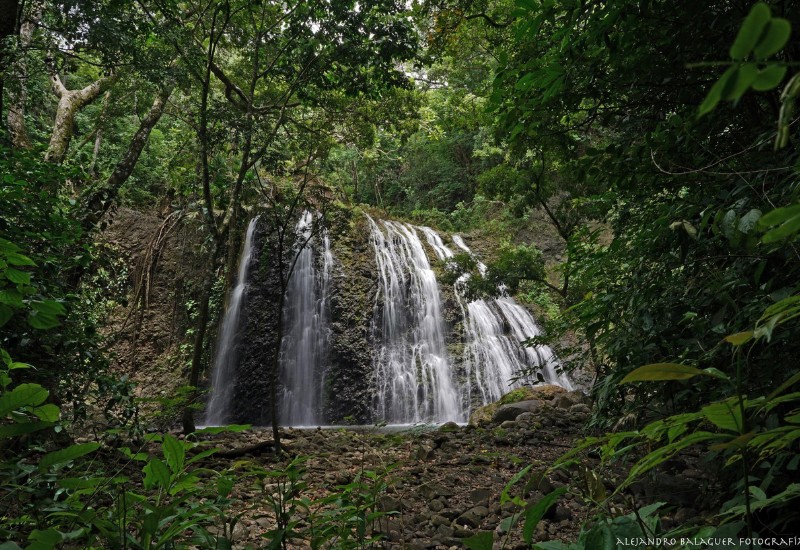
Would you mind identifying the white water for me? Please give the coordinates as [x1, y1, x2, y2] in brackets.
[205, 216, 259, 425]
[280, 212, 334, 426]
[208, 215, 570, 427]
[368, 216, 463, 423]
[451, 234, 573, 393]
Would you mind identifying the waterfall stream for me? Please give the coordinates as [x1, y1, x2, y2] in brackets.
[279, 212, 333, 426]
[205, 216, 259, 425]
[206, 213, 571, 427]
[368, 216, 463, 423]
[451, 234, 573, 393]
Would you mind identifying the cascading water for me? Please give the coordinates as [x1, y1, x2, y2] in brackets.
[205, 216, 259, 425]
[367, 216, 462, 423]
[451, 234, 573, 394]
[423, 230, 530, 405]
[208, 213, 571, 427]
[279, 212, 333, 426]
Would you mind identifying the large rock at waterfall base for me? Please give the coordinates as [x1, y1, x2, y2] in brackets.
[469, 385, 567, 425]
[492, 400, 544, 422]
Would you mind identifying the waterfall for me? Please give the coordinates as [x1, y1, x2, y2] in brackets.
[208, 213, 570, 427]
[367, 216, 462, 423]
[205, 216, 260, 425]
[423, 231, 529, 405]
[451, 234, 573, 394]
[279, 212, 333, 426]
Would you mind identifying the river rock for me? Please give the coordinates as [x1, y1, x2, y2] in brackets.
[553, 504, 572, 522]
[455, 506, 488, 528]
[569, 403, 591, 415]
[378, 495, 405, 512]
[469, 488, 492, 506]
[435, 524, 455, 538]
[516, 411, 537, 423]
[492, 400, 543, 422]
[429, 499, 445, 512]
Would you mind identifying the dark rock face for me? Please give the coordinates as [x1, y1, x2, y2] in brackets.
[211, 211, 382, 426]
[229, 221, 283, 426]
[323, 214, 377, 424]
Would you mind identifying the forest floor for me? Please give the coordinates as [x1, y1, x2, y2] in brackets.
[191, 387, 612, 550]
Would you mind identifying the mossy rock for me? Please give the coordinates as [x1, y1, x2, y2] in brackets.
[469, 384, 566, 425]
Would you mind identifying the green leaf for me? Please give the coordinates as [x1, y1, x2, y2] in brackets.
[754, 18, 792, 59]
[702, 368, 731, 381]
[752, 65, 787, 91]
[195, 424, 251, 435]
[6, 252, 36, 267]
[699, 66, 736, 116]
[620, 363, 702, 383]
[702, 400, 743, 432]
[0, 421, 55, 440]
[0, 304, 12, 327]
[31, 300, 66, 316]
[737, 209, 762, 234]
[762, 212, 800, 243]
[56, 477, 105, 490]
[162, 434, 186, 473]
[5, 268, 30, 285]
[217, 475, 234, 497]
[729, 2, 771, 59]
[26, 529, 62, 550]
[759, 204, 800, 228]
[722, 63, 758, 101]
[32, 403, 60, 422]
[724, 331, 753, 346]
[500, 464, 532, 504]
[768, 371, 800, 399]
[463, 531, 494, 550]
[143, 457, 171, 490]
[0, 383, 49, 416]
[0, 289, 24, 308]
[27, 311, 61, 330]
[583, 522, 615, 550]
[38, 442, 100, 472]
[523, 488, 566, 543]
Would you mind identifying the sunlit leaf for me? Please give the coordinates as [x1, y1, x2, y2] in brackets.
[724, 331, 753, 346]
[621, 364, 702, 383]
[702, 400, 743, 432]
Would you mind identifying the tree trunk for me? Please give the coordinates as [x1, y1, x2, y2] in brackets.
[89, 130, 102, 175]
[182, 251, 218, 435]
[5, 9, 35, 149]
[0, 0, 22, 144]
[270, 291, 284, 453]
[45, 73, 118, 164]
[81, 85, 173, 230]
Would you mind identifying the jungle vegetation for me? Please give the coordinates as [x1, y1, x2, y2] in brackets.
[1, 0, 799, 548]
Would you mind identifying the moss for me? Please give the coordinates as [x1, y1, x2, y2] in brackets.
[499, 387, 536, 405]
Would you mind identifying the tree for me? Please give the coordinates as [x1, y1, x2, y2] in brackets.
[162, 0, 419, 435]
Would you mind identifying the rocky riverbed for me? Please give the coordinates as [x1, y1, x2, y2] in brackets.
[197, 385, 611, 549]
